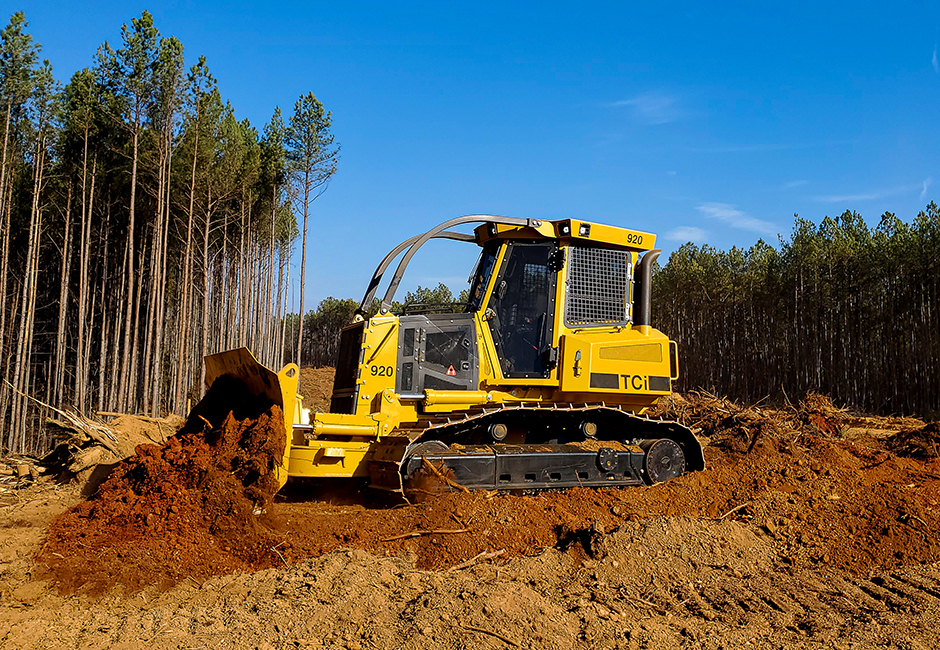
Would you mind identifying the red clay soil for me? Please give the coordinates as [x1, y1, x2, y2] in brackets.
[36, 377, 940, 596]
[37, 376, 288, 595]
[272, 432, 940, 575]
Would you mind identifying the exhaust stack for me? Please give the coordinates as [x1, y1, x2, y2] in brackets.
[633, 249, 661, 328]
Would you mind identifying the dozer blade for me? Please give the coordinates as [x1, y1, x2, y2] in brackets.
[192, 347, 301, 491]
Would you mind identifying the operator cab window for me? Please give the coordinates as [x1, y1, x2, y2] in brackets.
[467, 242, 499, 312]
[486, 241, 557, 378]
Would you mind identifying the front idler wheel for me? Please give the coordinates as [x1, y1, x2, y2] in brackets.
[639, 439, 686, 484]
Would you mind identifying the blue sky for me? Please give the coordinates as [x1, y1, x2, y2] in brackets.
[14, 0, 940, 307]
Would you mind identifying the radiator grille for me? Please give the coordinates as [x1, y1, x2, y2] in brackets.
[565, 246, 632, 327]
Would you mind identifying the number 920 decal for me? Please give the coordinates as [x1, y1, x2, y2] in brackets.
[369, 365, 394, 377]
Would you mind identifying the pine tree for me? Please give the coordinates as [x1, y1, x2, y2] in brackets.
[0, 11, 39, 448]
[285, 92, 339, 366]
[96, 10, 160, 412]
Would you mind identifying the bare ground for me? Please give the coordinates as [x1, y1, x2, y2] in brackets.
[2, 385, 940, 649]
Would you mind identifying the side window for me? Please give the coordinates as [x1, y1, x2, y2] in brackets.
[467, 243, 499, 312]
[487, 242, 556, 378]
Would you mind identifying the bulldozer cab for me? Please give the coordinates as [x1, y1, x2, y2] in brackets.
[340, 214, 668, 405]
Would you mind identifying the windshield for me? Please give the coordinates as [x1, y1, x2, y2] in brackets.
[466, 242, 500, 312]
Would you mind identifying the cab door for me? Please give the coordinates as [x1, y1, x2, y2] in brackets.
[484, 241, 558, 379]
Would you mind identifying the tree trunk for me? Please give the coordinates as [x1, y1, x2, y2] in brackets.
[296, 168, 310, 365]
[74, 135, 94, 413]
[198, 190, 214, 403]
[97, 205, 111, 414]
[174, 122, 200, 413]
[264, 185, 276, 365]
[53, 182, 74, 407]
[117, 120, 141, 411]
[0, 102, 13, 443]
[151, 130, 173, 415]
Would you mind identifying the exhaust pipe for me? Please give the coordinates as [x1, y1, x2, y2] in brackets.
[633, 249, 661, 328]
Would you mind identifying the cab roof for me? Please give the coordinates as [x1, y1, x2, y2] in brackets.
[474, 218, 655, 251]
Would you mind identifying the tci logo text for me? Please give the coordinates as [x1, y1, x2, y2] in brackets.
[620, 374, 649, 390]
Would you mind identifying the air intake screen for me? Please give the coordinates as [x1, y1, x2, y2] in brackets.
[565, 246, 632, 327]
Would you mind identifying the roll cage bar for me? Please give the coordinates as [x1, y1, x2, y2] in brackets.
[356, 214, 542, 316]
[354, 214, 660, 330]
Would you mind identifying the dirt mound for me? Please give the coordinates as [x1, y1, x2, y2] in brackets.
[798, 391, 848, 436]
[273, 431, 940, 576]
[37, 376, 288, 595]
[299, 366, 335, 413]
[886, 421, 940, 459]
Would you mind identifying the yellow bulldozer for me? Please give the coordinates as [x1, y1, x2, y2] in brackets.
[205, 215, 704, 501]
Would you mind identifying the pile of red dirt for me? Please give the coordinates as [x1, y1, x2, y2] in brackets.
[38, 376, 288, 595]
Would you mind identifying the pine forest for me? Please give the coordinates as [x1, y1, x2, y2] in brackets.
[0, 11, 338, 453]
[653, 206, 940, 417]
[1, 11, 937, 457]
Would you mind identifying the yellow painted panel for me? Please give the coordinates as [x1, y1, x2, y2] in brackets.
[598, 343, 663, 363]
[355, 318, 399, 414]
[275, 362, 301, 488]
[559, 331, 673, 395]
[566, 220, 655, 250]
[288, 442, 373, 478]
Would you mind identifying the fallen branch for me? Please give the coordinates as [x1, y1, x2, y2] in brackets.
[4, 379, 119, 453]
[460, 624, 519, 647]
[620, 593, 664, 611]
[448, 549, 505, 571]
[422, 457, 470, 493]
[382, 528, 470, 542]
[718, 501, 751, 520]
[271, 541, 288, 567]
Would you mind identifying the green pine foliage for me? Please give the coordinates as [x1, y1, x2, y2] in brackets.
[653, 205, 940, 416]
[0, 11, 339, 453]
